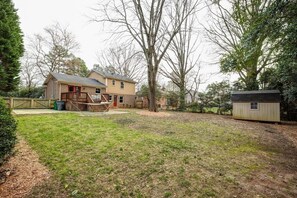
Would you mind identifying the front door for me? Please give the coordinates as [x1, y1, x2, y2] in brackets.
[113, 95, 118, 107]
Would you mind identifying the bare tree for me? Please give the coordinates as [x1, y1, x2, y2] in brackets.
[160, 8, 201, 110]
[205, 0, 280, 90]
[29, 22, 80, 78]
[93, 0, 200, 111]
[186, 66, 205, 103]
[97, 44, 146, 84]
[20, 51, 40, 89]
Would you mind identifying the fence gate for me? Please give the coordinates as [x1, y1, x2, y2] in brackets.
[2, 97, 54, 109]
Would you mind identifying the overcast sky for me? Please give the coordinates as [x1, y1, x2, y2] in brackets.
[13, 0, 105, 67]
[13, 0, 232, 90]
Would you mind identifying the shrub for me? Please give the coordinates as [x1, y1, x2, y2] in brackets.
[187, 102, 199, 112]
[0, 98, 17, 165]
[186, 102, 205, 113]
[0, 86, 44, 98]
[218, 102, 233, 115]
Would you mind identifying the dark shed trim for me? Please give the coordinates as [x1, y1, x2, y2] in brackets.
[231, 90, 281, 103]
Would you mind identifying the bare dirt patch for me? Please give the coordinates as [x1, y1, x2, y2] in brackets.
[0, 138, 50, 198]
[136, 110, 171, 117]
[274, 122, 297, 148]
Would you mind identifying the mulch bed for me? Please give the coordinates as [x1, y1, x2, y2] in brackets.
[0, 138, 50, 198]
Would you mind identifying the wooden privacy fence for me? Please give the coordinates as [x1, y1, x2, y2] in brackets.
[2, 97, 55, 109]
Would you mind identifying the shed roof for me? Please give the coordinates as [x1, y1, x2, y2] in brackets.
[231, 90, 281, 102]
[90, 70, 136, 83]
[44, 72, 106, 88]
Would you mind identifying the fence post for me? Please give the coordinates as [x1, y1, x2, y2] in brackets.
[9, 97, 13, 109]
[48, 99, 51, 108]
[31, 99, 34, 108]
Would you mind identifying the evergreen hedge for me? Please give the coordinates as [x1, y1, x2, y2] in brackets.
[0, 98, 17, 165]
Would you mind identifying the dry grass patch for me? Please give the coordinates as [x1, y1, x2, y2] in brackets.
[136, 110, 171, 117]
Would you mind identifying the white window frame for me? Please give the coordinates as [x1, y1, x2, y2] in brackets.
[250, 102, 259, 110]
[119, 96, 124, 103]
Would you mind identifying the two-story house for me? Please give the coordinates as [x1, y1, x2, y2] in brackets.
[44, 72, 107, 100]
[88, 70, 136, 108]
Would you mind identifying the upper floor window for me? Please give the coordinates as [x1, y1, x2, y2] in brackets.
[120, 81, 124, 89]
[95, 88, 101, 94]
[112, 80, 115, 85]
[250, 102, 258, 110]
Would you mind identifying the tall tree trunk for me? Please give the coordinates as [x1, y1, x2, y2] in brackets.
[179, 80, 186, 111]
[148, 68, 157, 112]
[245, 72, 259, 90]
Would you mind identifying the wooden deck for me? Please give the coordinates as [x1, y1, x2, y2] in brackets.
[61, 92, 110, 112]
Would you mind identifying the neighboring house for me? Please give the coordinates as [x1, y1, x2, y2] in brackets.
[135, 96, 167, 109]
[88, 70, 136, 108]
[44, 72, 107, 100]
[231, 90, 281, 122]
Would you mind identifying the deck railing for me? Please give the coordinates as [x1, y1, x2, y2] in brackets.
[61, 92, 109, 103]
[60, 92, 110, 112]
[61, 92, 89, 103]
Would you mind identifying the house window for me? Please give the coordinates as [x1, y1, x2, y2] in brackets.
[69, 86, 74, 92]
[95, 88, 101, 93]
[109, 95, 112, 101]
[119, 96, 124, 103]
[75, 87, 81, 93]
[120, 82, 124, 89]
[251, 102, 258, 110]
[112, 80, 115, 85]
[69, 86, 81, 93]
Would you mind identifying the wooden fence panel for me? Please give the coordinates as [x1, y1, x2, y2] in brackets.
[1, 97, 54, 109]
[13, 98, 31, 109]
[34, 99, 53, 108]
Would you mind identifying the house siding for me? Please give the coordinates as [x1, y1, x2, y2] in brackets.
[88, 71, 135, 95]
[108, 94, 135, 108]
[45, 78, 59, 99]
[88, 72, 105, 83]
[60, 84, 106, 95]
[233, 102, 280, 122]
[88, 71, 136, 107]
[106, 78, 135, 95]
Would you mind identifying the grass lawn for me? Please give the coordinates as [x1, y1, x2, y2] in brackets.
[16, 111, 297, 197]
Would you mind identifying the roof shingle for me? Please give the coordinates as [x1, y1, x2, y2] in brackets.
[91, 70, 135, 83]
[231, 90, 281, 102]
[48, 72, 106, 88]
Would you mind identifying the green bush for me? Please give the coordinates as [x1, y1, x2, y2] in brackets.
[186, 102, 205, 113]
[187, 102, 199, 112]
[0, 98, 17, 165]
[0, 86, 44, 98]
